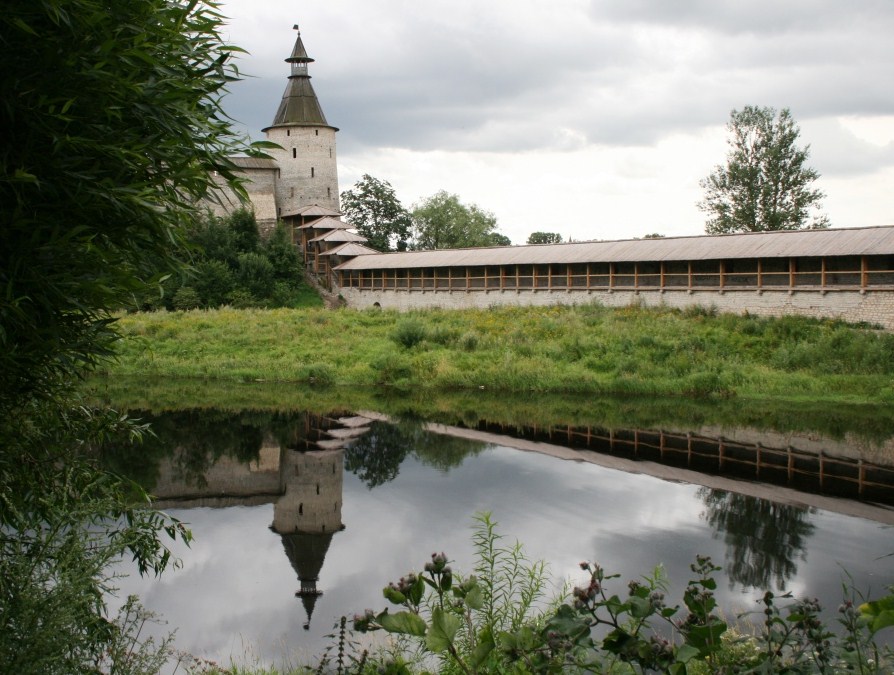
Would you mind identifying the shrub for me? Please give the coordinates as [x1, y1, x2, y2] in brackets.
[172, 286, 201, 311]
[193, 259, 234, 307]
[393, 318, 427, 349]
[236, 252, 275, 300]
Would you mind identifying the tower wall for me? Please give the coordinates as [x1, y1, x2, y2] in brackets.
[266, 126, 339, 215]
[272, 448, 344, 534]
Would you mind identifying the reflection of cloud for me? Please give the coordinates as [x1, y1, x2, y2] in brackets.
[110, 443, 894, 668]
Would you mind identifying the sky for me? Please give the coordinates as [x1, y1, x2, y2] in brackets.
[217, 0, 894, 245]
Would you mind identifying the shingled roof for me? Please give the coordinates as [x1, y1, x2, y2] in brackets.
[264, 25, 337, 131]
[334, 226, 894, 271]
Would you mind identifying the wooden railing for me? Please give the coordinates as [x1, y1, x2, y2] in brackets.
[339, 257, 894, 293]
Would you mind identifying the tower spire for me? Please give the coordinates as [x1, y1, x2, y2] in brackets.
[265, 23, 335, 130]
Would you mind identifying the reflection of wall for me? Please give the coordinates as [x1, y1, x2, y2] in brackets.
[272, 448, 344, 534]
[152, 441, 281, 505]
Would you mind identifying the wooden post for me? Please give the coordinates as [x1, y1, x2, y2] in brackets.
[789, 258, 796, 288]
[757, 258, 763, 289]
[821, 257, 827, 289]
[660, 261, 665, 290]
[861, 256, 868, 289]
[719, 260, 725, 290]
[687, 261, 693, 290]
[609, 262, 615, 289]
[586, 263, 591, 289]
[634, 262, 639, 289]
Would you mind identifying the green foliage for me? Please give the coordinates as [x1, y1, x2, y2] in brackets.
[0, 401, 192, 675]
[0, 1, 252, 671]
[700, 106, 829, 234]
[526, 232, 563, 245]
[347, 517, 891, 674]
[143, 210, 317, 309]
[173, 286, 202, 311]
[411, 191, 509, 250]
[237, 252, 276, 300]
[340, 174, 413, 252]
[0, 0, 256, 410]
[393, 317, 428, 349]
[194, 259, 237, 307]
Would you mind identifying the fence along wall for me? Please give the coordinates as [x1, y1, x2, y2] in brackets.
[334, 252, 894, 328]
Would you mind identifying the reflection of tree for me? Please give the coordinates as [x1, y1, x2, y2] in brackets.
[343, 421, 411, 488]
[344, 420, 486, 488]
[699, 488, 816, 590]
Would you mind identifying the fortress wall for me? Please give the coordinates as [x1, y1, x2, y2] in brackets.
[336, 286, 894, 329]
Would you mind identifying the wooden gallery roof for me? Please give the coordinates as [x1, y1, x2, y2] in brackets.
[334, 226, 894, 272]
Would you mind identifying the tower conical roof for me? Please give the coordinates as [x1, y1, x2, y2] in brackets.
[264, 24, 337, 131]
[280, 531, 336, 629]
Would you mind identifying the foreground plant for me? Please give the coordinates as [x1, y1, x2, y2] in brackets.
[348, 515, 891, 674]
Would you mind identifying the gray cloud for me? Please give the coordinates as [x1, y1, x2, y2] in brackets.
[223, 1, 894, 178]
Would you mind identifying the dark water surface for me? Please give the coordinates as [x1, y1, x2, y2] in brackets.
[104, 407, 894, 668]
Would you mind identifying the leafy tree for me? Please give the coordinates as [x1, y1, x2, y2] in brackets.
[0, 1, 254, 671]
[489, 232, 513, 246]
[527, 231, 564, 245]
[643, 232, 665, 239]
[411, 191, 508, 250]
[340, 174, 412, 252]
[699, 106, 829, 234]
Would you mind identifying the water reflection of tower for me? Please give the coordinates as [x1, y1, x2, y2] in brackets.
[271, 414, 371, 629]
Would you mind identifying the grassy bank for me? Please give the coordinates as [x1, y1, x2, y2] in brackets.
[103, 304, 894, 404]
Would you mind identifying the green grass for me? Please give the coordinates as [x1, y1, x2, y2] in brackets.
[100, 303, 894, 405]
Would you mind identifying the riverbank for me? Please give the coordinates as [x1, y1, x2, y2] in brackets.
[102, 304, 894, 404]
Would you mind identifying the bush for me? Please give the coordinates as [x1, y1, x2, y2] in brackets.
[236, 252, 275, 300]
[172, 286, 201, 310]
[193, 259, 234, 307]
[393, 318, 427, 349]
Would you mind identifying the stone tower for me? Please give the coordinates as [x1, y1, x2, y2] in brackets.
[263, 24, 340, 217]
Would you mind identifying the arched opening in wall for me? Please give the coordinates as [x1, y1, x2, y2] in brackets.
[373, 302, 381, 309]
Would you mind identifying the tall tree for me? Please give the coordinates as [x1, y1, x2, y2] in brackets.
[0, 1, 254, 671]
[699, 106, 829, 234]
[411, 191, 508, 250]
[340, 174, 412, 252]
[527, 232, 563, 245]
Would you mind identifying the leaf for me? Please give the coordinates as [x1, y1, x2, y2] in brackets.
[407, 574, 425, 606]
[426, 607, 461, 653]
[675, 644, 700, 664]
[859, 596, 894, 634]
[471, 627, 495, 668]
[378, 610, 427, 636]
[464, 584, 484, 610]
[628, 596, 652, 618]
[383, 586, 406, 605]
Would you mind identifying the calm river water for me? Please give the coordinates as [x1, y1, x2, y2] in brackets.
[104, 406, 894, 668]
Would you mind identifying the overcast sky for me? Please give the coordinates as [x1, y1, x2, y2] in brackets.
[218, 0, 894, 244]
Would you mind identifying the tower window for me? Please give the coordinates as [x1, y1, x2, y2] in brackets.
[292, 148, 296, 159]
[315, 129, 319, 136]
[329, 147, 332, 158]
[311, 167, 315, 177]
[290, 187, 294, 198]
[327, 187, 331, 198]
[287, 129, 290, 136]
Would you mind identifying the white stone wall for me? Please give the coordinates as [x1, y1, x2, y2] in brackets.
[207, 167, 279, 234]
[265, 126, 339, 214]
[336, 286, 894, 329]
